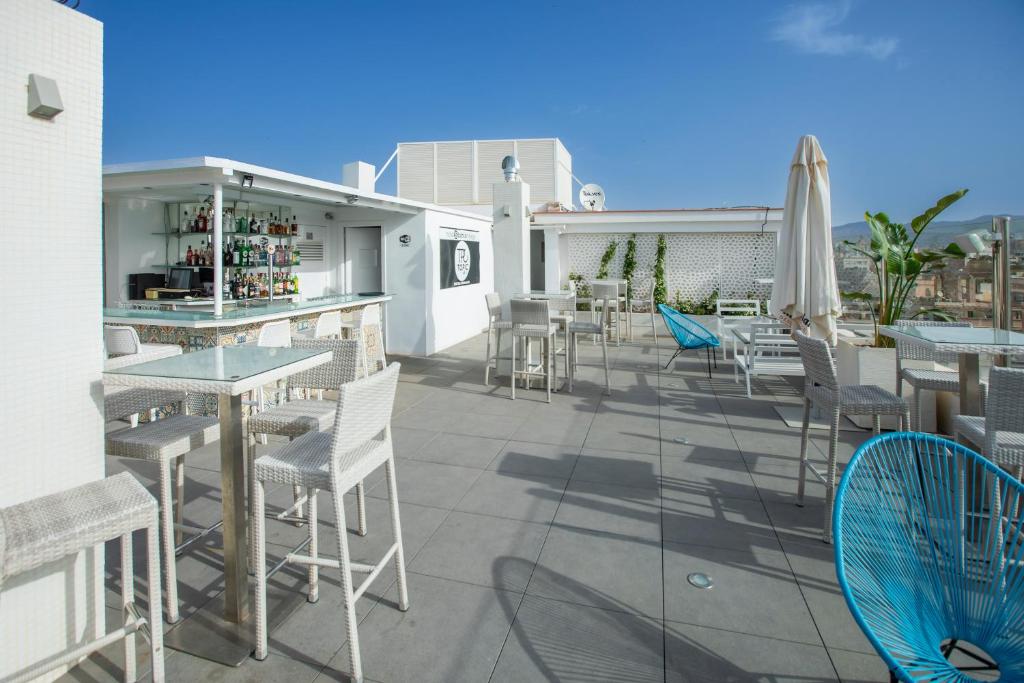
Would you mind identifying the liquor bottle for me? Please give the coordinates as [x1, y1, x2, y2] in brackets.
[291, 215, 298, 236]
[185, 245, 193, 267]
[248, 216, 256, 234]
[197, 207, 208, 233]
[181, 210, 191, 233]
[293, 245, 300, 266]
[292, 274, 299, 295]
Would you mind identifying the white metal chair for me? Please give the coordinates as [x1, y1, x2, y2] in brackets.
[253, 363, 408, 683]
[590, 282, 621, 347]
[955, 366, 1024, 478]
[484, 292, 513, 385]
[793, 332, 909, 543]
[567, 287, 612, 395]
[510, 299, 556, 402]
[105, 394, 220, 623]
[715, 299, 760, 359]
[894, 319, 972, 430]
[0, 473, 165, 683]
[734, 321, 803, 398]
[340, 304, 386, 378]
[246, 339, 367, 569]
[629, 277, 659, 346]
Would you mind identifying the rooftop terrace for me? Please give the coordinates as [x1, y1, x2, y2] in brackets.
[71, 323, 891, 682]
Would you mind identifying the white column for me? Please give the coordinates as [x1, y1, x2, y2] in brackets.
[213, 183, 223, 317]
[491, 180, 531, 302]
[543, 227, 561, 291]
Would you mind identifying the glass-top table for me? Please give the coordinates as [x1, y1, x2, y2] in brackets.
[104, 345, 331, 664]
[880, 325, 1024, 417]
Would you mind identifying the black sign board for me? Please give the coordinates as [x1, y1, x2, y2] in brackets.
[439, 228, 480, 289]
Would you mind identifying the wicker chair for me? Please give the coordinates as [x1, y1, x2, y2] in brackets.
[567, 288, 611, 395]
[629, 277, 658, 346]
[253, 363, 409, 683]
[546, 293, 576, 384]
[590, 282, 622, 347]
[0, 473, 165, 683]
[339, 304, 386, 378]
[955, 366, 1024, 478]
[313, 310, 343, 339]
[246, 339, 366, 573]
[894, 319, 972, 430]
[510, 299, 557, 402]
[484, 292, 513, 385]
[793, 331, 909, 544]
[835, 432, 1024, 682]
[105, 395, 220, 623]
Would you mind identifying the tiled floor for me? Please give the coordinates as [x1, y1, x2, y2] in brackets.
[68, 322, 893, 682]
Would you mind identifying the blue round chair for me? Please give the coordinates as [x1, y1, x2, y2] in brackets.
[834, 432, 1024, 682]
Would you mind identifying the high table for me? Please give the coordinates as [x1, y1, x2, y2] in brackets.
[880, 325, 1024, 417]
[103, 345, 331, 664]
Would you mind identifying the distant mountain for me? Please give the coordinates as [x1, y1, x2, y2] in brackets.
[832, 215, 1024, 248]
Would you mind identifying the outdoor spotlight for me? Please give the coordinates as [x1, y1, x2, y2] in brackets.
[501, 155, 520, 182]
[241, 174, 254, 188]
[345, 194, 359, 205]
[27, 74, 63, 119]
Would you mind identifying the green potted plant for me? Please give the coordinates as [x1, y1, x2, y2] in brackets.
[836, 189, 968, 430]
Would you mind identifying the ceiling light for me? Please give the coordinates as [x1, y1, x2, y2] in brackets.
[241, 174, 254, 188]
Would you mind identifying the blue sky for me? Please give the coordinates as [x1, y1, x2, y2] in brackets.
[82, 0, 1023, 224]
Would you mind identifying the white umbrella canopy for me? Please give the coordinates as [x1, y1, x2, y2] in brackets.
[770, 135, 841, 344]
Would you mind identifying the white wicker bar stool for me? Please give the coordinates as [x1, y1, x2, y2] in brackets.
[894, 319, 973, 430]
[253, 363, 408, 683]
[246, 339, 366, 569]
[339, 304, 386, 378]
[484, 292, 513, 385]
[630, 277, 658, 346]
[313, 310, 343, 340]
[793, 332, 909, 544]
[546, 293, 576, 384]
[0, 473, 165, 683]
[955, 367, 1024, 479]
[591, 282, 622, 347]
[510, 299, 557, 402]
[105, 399, 220, 623]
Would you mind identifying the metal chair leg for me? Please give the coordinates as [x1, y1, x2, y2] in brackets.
[796, 398, 811, 507]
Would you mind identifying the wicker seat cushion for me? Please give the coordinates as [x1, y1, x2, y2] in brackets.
[807, 384, 907, 416]
[248, 399, 336, 437]
[901, 368, 960, 393]
[955, 415, 1024, 466]
[254, 431, 388, 490]
[106, 415, 219, 462]
[567, 321, 602, 335]
[0, 472, 155, 583]
[491, 320, 514, 330]
[512, 323, 558, 337]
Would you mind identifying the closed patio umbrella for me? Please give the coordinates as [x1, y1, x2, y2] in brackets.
[770, 135, 841, 345]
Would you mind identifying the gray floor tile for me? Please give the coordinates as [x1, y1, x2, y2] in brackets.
[509, 411, 594, 447]
[661, 456, 760, 500]
[661, 490, 780, 553]
[553, 479, 661, 541]
[408, 432, 506, 469]
[529, 526, 663, 618]
[454, 471, 567, 523]
[828, 647, 889, 682]
[487, 440, 580, 480]
[410, 511, 548, 592]
[323, 573, 521, 683]
[572, 447, 661, 489]
[584, 418, 662, 455]
[664, 622, 840, 682]
[366, 459, 481, 510]
[662, 540, 822, 645]
[491, 595, 665, 683]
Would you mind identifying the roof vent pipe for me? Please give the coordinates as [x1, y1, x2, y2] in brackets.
[501, 155, 520, 182]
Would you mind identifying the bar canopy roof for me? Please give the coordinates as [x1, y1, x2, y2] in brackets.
[103, 156, 486, 221]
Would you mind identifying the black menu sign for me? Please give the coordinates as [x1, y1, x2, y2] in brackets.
[439, 227, 480, 289]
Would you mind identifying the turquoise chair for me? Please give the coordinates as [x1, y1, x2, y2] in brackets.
[835, 432, 1024, 682]
[658, 304, 720, 379]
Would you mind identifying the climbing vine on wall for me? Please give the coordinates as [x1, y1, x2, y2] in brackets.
[596, 239, 618, 279]
[653, 234, 667, 305]
[621, 233, 637, 300]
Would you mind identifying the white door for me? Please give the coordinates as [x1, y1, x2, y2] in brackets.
[345, 226, 382, 294]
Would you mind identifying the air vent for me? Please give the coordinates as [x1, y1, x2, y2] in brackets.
[297, 240, 324, 262]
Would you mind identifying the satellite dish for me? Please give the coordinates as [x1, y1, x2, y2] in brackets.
[579, 183, 606, 211]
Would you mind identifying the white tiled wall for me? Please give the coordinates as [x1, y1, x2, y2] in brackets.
[0, 0, 105, 678]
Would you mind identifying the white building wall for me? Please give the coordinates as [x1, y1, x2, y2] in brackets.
[0, 1, 106, 679]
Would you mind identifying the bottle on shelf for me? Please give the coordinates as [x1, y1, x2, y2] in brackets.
[293, 245, 300, 266]
[181, 210, 191, 234]
[185, 244, 194, 267]
[197, 207, 208, 233]
[291, 215, 299, 236]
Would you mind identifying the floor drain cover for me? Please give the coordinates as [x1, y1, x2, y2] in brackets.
[687, 573, 713, 589]
[673, 437, 689, 444]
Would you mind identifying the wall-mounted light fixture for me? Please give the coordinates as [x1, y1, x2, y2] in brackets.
[345, 194, 359, 205]
[241, 174, 254, 188]
[27, 74, 63, 119]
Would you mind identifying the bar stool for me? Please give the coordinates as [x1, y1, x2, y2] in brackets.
[546, 293, 576, 384]
[793, 332, 909, 544]
[894, 319, 972, 430]
[955, 367, 1024, 479]
[246, 339, 366, 569]
[253, 363, 409, 683]
[340, 304, 385, 377]
[0, 473, 165, 682]
[567, 290, 612, 395]
[106, 397, 220, 623]
[631, 277, 658, 346]
[312, 311, 343, 340]
[484, 292, 513, 385]
[510, 299, 556, 402]
[591, 282, 622, 347]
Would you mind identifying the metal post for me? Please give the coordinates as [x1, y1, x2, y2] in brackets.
[992, 216, 1011, 366]
[218, 393, 249, 622]
[213, 183, 223, 318]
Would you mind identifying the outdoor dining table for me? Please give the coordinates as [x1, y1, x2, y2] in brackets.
[103, 344, 331, 665]
[880, 325, 1024, 416]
